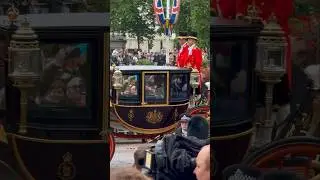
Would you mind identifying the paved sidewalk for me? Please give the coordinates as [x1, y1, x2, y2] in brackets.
[110, 143, 141, 168]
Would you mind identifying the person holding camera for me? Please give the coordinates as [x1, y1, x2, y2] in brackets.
[147, 115, 209, 180]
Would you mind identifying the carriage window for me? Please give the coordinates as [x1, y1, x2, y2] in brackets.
[29, 43, 89, 107]
[212, 41, 249, 120]
[144, 73, 167, 104]
[120, 75, 139, 99]
[170, 74, 188, 101]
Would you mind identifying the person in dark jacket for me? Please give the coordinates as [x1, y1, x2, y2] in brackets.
[153, 115, 209, 180]
[155, 134, 208, 180]
[187, 116, 209, 140]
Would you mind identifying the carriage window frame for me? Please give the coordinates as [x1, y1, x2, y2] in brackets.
[119, 74, 141, 103]
[142, 71, 169, 105]
[211, 40, 251, 120]
[169, 73, 190, 102]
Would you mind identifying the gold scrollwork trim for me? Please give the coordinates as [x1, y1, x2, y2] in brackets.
[172, 108, 179, 121]
[141, 71, 170, 106]
[8, 133, 104, 144]
[209, 128, 254, 140]
[113, 102, 189, 108]
[11, 135, 35, 180]
[146, 110, 163, 124]
[113, 106, 179, 134]
[128, 109, 134, 121]
[57, 152, 76, 180]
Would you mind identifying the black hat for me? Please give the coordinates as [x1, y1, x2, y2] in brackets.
[188, 31, 198, 40]
[187, 115, 208, 139]
[176, 31, 188, 39]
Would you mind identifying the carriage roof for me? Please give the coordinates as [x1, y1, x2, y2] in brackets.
[112, 65, 191, 72]
[0, 13, 109, 28]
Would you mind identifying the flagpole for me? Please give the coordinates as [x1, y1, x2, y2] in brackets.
[165, 0, 170, 65]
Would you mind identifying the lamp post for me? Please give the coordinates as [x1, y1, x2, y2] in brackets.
[255, 14, 287, 144]
[8, 17, 41, 134]
[112, 66, 123, 104]
[190, 68, 200, 107]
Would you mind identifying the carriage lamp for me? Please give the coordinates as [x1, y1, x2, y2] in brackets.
[190, 68, 200, 107]
[255, 13, 287, 145]
[112, 67, 123, 104]
[8, 17, 41, 134]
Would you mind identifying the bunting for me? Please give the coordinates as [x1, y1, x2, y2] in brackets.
[153, 0, 180, 36]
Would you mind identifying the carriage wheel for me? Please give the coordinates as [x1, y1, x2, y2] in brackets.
[242, 136, 320, 179]
[109, 133, 116, 161]
[187, 106, 210, 117]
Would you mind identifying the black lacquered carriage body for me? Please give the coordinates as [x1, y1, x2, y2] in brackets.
[0, 13, 110, 180]
[110, 65, 192, 134]
[0, 13, 109, 139]
[210, 17, 262, 178]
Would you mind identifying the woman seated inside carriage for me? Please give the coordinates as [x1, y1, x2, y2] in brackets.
[122, 76, 137, 96]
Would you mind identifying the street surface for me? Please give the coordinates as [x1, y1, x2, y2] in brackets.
[110, 138, 151, 168]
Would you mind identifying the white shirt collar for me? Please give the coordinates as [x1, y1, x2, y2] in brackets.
[188, 44, 196, 55]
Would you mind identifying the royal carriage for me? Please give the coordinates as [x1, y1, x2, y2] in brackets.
[109, 65, 210, 158]
[210, 16, 320, 179]
[0, 13, 110, 179]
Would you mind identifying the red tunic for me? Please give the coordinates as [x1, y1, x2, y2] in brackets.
[177, 43, 189, 67]
[187, 46, 202, 72]
[187, 45, 203, 89]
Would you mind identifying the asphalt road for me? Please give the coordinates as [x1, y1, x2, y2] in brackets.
[110, 143, 142, 168]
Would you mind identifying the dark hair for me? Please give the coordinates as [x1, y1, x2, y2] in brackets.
[187, 115, 209, 139]
[258, 170, 305, 180]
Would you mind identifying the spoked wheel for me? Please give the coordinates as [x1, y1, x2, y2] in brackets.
[109, 133, 116, 161]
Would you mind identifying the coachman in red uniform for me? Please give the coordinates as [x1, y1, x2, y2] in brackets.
[176, 31, 189, 67]
[186, 32, 202, 72]
[187, 32, 203, 91]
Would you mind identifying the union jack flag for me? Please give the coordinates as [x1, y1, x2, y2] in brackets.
[169, 0, 180, 24]
[153, 0, 180, 37]
[153, 0, 165, 25]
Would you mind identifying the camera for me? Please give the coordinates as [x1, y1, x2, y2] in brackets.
[143, 141, 198, 179]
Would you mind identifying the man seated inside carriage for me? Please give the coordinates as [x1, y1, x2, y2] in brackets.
[145, 75, 165, 99]
[122, 76, 137, 96]
[171, 75, 188, 98]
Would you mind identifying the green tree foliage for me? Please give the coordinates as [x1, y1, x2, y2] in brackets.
[174, 0, 210, 49]
[111, 0, 209, 49]
[111, 0, 155, 49]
